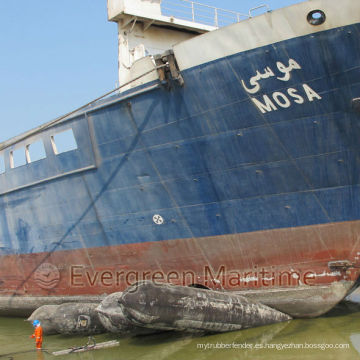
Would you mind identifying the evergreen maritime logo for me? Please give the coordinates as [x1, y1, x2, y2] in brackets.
[34, 263, 61, 289]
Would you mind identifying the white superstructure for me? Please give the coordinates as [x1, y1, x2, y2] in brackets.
[107, 0, 226, 90]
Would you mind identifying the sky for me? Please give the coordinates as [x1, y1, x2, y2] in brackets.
[0, 0, 303, 143]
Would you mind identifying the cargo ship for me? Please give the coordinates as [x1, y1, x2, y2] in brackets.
[0, 0, 360, 318]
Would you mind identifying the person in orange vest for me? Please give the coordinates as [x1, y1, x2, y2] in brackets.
[30, 320, 43, 350]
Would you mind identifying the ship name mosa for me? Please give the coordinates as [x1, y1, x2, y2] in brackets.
[241, 59, 322, 113]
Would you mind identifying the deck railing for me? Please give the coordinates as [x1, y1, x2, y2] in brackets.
[160, 0, 250, 28]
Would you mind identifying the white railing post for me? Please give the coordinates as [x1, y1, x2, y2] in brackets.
[249, 4, 270, 18]
[160, 0, 251, 27]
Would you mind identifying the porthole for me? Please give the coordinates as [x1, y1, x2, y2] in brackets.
[0, 155, 4, 174]
[10, 148, 26, 168]
[51, 129, 78, 155]
[26, 140, 46, 163]
[307, 10, 326, 26]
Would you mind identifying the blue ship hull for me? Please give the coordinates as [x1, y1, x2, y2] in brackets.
[0, 2, 360, 317]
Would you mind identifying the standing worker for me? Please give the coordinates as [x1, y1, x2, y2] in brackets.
[30, 320, 43, 350]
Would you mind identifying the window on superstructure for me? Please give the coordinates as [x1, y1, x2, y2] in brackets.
[26, 140, 46, 163]
[51, 129, 78, 155]
[0, 155, 4, 174]
[10, 148, 26, 168]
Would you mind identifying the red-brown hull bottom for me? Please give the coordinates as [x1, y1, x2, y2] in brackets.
[1, 220, 360, 317]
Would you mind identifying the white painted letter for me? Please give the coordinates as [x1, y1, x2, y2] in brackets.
[287, 88, 304, 104]
[241, 79, 260, 94]
[303, 84, 322, 101]
[251, 95, 277, 113]
[272, 92, 291, 108]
